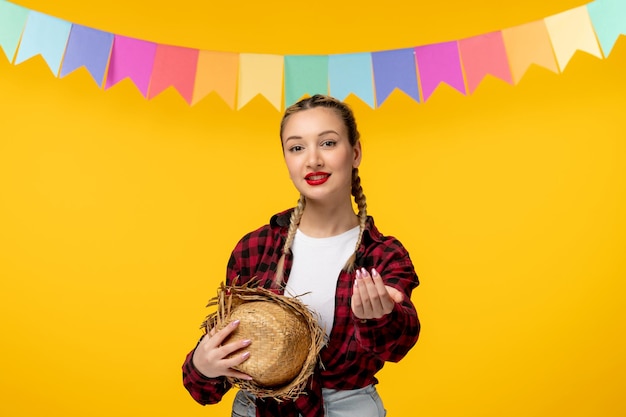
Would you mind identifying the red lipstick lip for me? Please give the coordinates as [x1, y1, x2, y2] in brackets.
[305, 172, 330, 185]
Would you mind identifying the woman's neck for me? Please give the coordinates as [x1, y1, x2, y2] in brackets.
[297, 199, 359, 238]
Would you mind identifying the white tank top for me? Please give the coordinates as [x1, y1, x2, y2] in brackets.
[285, 226, 359, 337]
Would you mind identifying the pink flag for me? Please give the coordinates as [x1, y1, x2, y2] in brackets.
[458, 31, 513, 93]
[148, 44, 199, 104]
[414, 41, 466, 101]
[105, 35, 157, 97]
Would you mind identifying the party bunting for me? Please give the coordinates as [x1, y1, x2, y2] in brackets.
[0, 1, 623, 109]
[192, 50, 239, 108]
[148, 44, 199, 104]
[459, 32, 513, 93]
[544, 6, 603, 71]
[587, 0, 626, 57]
[60, 25, 114, 87]
[284, 55, 329, 107]
[328, 53, 375, 108]
[372, 48, 420, 106]
[237, 53, 283, 110]
[0, 0, 28, 61]
[14, 11, 72, 75]
[502, 20, 559, 83]
[415, 41, 466, 101]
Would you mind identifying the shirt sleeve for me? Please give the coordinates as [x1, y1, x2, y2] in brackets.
[353, 252, 420, 362]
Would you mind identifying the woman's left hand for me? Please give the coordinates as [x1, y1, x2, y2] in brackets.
[351, 267, 404, 320]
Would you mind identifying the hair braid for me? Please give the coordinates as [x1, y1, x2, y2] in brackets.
[274, 194, 306, 286]
[344, 168, 368, 272]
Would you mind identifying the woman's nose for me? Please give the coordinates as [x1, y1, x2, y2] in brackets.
[306, 149, 323, 167]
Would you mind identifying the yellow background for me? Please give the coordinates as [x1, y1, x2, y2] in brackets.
[1, 0, 625, 416]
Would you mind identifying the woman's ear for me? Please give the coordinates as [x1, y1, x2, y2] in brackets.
[353, 141, 362, 168]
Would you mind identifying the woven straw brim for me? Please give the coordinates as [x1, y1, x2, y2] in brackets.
[202, 281, 326, 401]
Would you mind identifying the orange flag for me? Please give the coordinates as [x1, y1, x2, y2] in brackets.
[193, 50, 239, 108]
[502, 20, 559, 83]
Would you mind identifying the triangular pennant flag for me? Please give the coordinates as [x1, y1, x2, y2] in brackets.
[237, 53, 283, 110]
[587, 0, 626, 57]
[458, 31, 513, 93]
[414, 41, 466, 101]
[284, 55, 328, 107]
[192, 50, 238, 108]
[328, 53, 375, 108]
[105, 35, 157, 97]
[147, 44, 199, 104]
[372, 48, 420, 106]
[59, 25, 113, 87]
[502, 20, 559, 83]
[14, 11, 72, 75]
[0, 1, 29, 62]
[544, 6, 603, 71]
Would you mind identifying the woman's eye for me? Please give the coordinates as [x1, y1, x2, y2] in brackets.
[321, 140, 337, 147]
[289, 145, 304, 152]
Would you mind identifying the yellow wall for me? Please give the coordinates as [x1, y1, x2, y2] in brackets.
[1, 1, 625, 416]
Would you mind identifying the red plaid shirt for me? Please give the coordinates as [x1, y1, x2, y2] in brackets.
[183, 209, 420, 416]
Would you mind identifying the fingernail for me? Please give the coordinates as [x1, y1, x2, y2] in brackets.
[355, 269, 361, 279]
[371, 268, 378, 277]
[361, 267, 368, 276]
[231, 320, 240, 327]
[242, 352, 250, 359]
[245, 375, 253, 381]
[354, 279, 358, 288]
[242, 339, 251, 346]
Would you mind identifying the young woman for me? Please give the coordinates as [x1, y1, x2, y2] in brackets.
[182, 95, 420, 417]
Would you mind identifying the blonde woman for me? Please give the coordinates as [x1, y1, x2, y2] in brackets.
[183, 95, 420, 417]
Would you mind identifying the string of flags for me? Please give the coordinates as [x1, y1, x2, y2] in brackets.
[0, 0, 624, 110]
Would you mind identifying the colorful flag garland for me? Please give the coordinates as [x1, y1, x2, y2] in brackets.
[0, 0, 624, 110]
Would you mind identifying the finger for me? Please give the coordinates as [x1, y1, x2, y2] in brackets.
[360, 268, 385, 314]
[356, 269, 375, 314]
[221, 350, 254, 380]
[221, 350, 253, 374]
[351, 277, 365, 317]
[371, 269, 395, 313]
[386, 286, 405, 304]
[219, 338, 252, 358]
[206, 320, 241, 347]
[225, 369, 254, 381]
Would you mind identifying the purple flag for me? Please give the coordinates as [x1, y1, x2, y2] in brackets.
[415, 41, 466, 101]
[372, 48, 420, 106]
[105, 35, 157, 97]
[60, 25, 113, 87]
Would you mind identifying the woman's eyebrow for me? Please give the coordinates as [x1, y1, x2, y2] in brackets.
[285, 130, 339, 142]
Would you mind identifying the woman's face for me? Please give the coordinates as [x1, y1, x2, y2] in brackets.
[281, 107, 361, 204]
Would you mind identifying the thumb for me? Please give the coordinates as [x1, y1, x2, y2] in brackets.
[386, 286, 404, 304]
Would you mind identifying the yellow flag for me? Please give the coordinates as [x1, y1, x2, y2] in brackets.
[238, 53, 284, 110]
[544, 6, 603, 71]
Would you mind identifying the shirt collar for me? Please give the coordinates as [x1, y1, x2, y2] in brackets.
[269, 209, 384, 245]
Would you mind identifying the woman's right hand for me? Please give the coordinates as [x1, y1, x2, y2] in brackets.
[191, 320, 253, 380]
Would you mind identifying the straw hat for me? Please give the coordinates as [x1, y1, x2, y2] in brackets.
[202, 281, 326, 401]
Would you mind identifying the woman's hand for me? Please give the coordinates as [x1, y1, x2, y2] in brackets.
[351, 267, 404, 320]
[191, 320, 253, 380]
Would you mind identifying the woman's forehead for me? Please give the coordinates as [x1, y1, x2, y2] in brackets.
[282, 107, 346, 135]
